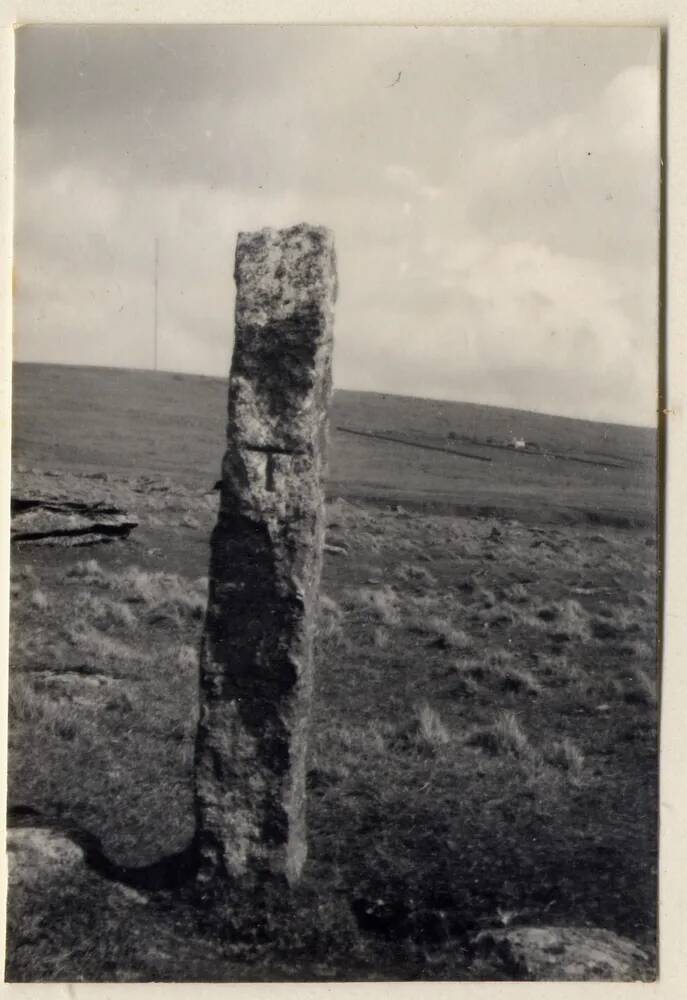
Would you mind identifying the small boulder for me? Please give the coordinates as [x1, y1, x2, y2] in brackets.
[472, 926, 654, 981]
[7, 827, 84, 891]
[324, 543, 348, 556]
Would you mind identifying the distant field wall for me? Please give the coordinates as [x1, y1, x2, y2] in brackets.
[11, 364, 657, 528]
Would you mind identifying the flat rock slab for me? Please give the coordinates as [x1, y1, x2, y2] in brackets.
[11, 496, 137, 545]
[472, 925, 655, 981]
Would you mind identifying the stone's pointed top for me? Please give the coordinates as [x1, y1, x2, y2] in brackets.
[235, 224, 336, 263]
[234, 225, 338, 311]
[237, 223, 334, 242]
[229, 223, 338, 454]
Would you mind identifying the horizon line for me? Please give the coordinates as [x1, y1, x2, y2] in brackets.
[12, 359, 658, 433]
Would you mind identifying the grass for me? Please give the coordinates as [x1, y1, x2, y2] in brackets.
[528, 599, 592, 642]
[345, 585, 401, 627]
[7, 368, 658, 982]
[545, 737, 586, 783]
[417, 704, 451, 749]
[495, 661, 542, 697]
[31, 589, 49, 610]
[10, 675, 82, 741]
[12, 363, 656, 526]
[394, 563, 438, 588]
[470, 710, 532, 758]
[424, 617, 473, 651]
[468, 711, 586, 798]
[623, 665, 657, 707]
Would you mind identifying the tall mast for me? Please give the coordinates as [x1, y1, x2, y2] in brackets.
[154, 237, 159, 371]
[153, 236, 160, 371]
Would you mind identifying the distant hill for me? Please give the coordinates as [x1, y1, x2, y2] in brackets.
[11, 363, 657, 526]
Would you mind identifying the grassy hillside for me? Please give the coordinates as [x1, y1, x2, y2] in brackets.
[6, 362, 658, 981]
[12, 363, 657, 526]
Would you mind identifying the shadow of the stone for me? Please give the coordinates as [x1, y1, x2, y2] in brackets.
[8, 804, 200, 893]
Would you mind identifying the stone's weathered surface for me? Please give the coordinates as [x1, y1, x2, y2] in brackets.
[230, 225, 338, 455]
[472, 926, 655, 981]
[194, 224, 336, 892]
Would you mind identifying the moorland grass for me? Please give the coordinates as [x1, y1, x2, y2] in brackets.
[6, 468, 658, 981]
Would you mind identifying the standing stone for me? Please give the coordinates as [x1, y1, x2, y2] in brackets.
[194, 224, 337, 893]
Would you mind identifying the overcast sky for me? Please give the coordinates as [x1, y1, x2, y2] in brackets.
[13, 25, 660, 426]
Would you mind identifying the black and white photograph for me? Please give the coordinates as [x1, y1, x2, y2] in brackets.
[6, 23, 660, 982]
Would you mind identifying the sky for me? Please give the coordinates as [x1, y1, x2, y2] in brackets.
[13, 25, 660, 426]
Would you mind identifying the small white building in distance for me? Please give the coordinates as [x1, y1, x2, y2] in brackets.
[512, 437, 526, 449]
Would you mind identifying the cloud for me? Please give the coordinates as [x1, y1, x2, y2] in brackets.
[13, 25, 660, 426]
[333, 235, 656, 425]
[465, 63, 660, 267]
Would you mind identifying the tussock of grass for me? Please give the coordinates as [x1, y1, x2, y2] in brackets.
[614, 605, 644, 635]
[394, 563, 437, 588]
[404, 593, 443, 622]
[423, 616, 472, 651]
[479, 604, 516, 628]
[482, 652, 539, 693]
[103, 689, 135, 715]
[373, 627, 390, 649]
[65, 559, 107, 584]
[507, 582, 529, 604]
[620, 639, 655, 661]
[537, 653, 571, 680]
[592, 600, 648, 640]
[65, 623, 149, 671]
[30, 589, 49, 611]
[345, 585, 401, 627]
[320, 594, 342, 616]
[452, 652, 540, 697]
[415, 703, 451, 753]
[477, 588, 496, 609]
[449, 667, 481, 697]
[526, 598, 591, 642]
[623, 665, 657, 706]
[13, 564, 37, 582]
[317, 595, 344, 646]
[453, 656, 486, 681]
[545, 737, 585, 783]
[469, 710, 532, 759]
[67, 561, 208, 626]
[120, 568, 207, 622]
[496, 662, 541, 696]
[491, 710, 532, 757]
[313, 722, 395, 778]
[469, 710, 587, 794]
[9, 676, 80, 741]
[73, 593, 137, 630]
[390, 703, 452, 757]
[555, 599, 592, 641]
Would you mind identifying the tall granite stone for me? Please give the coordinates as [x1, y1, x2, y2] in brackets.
[194, 224, 337, 893]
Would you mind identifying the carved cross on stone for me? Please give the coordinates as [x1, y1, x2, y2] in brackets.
[194, 224, 337, 893]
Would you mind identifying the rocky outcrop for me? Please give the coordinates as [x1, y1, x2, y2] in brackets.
[194, 225, 337, 893]
[11, 497, 137, 545]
